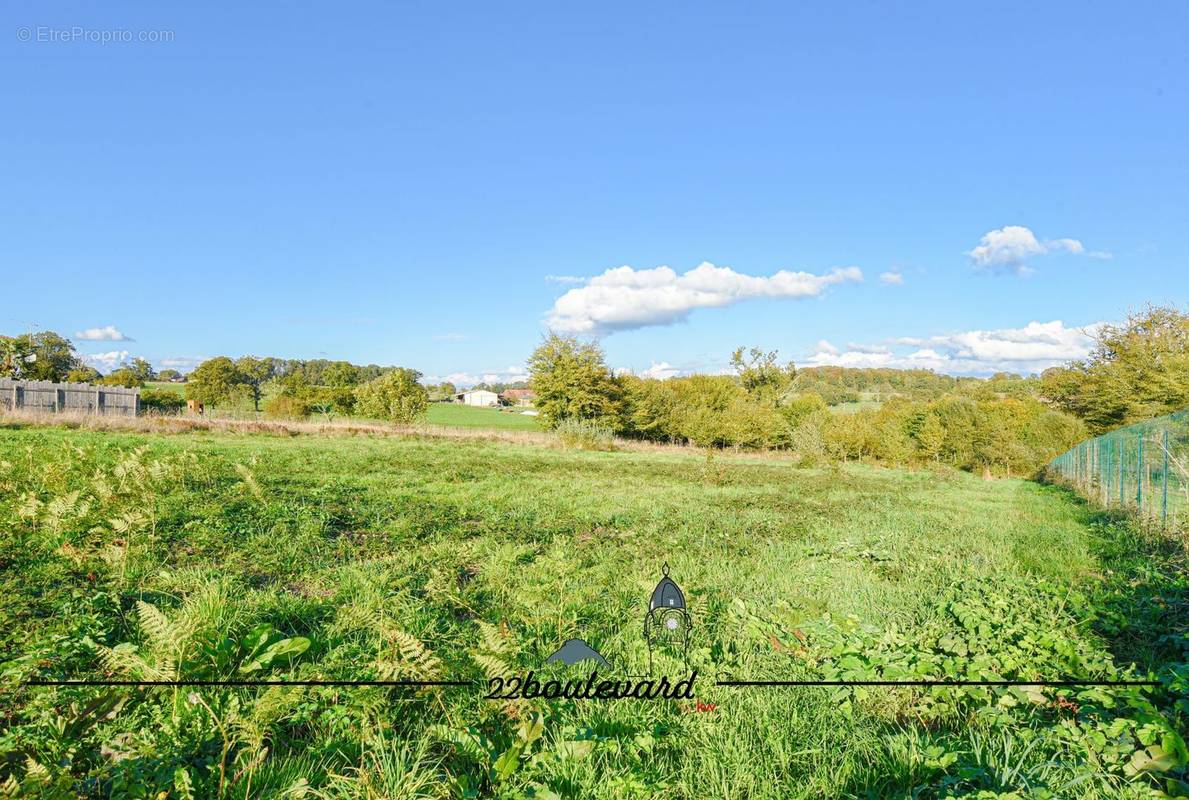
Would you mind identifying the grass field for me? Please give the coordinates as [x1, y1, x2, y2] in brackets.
[0, 424, 1185, 798]
[145, 381, 186, 396]
[425, 403, 541, 430]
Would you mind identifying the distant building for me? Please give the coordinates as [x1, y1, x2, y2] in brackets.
[501, 388, 536, 406]
[455, 389, 500, 407]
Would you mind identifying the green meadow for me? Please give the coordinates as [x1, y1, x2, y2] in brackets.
[424, 403, 542, 431]
[0, 425, 1185, 798]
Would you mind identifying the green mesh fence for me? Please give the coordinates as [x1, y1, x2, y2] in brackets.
[1049, 409, 1189, 529]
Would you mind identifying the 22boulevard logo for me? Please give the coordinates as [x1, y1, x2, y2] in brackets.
[484, 563, 696, 703]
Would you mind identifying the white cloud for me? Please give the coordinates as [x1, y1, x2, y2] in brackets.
[75, 325, 132, 342]
[433, 332, 467, 341]
[968, 225, 1110, 274]
[638, 361, 681, 380]
[427, 365, 528, 388]
[545, 261, 864, 335]
[879, 271, 904, 285]
[159, 356, 204, 370]
[545, 275, 587, 285]
[82, 350, 132, 371]
[805, 319, 1102, 375]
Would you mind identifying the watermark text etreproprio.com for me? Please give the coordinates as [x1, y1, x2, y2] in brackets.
[16, 26, 175, 44]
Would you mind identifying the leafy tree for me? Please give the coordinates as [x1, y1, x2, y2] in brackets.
[527, 334, 622, 428]
[235, 357, 276, 412]
[621, 375, 680, 441]
[157, 369, 182, 382]
[99, 368, 144, 388]
[322, 361, 361, 387]
[130, 357, 156, 382]
[914, 411, 946, 462]
[186, 357, 244, 406]
[1042, 305, 1189, 433]
[12, 331, 79, 381]
[353, 368, 429, 423]
[65, 366, 102, 383]
[780, 393, 827, 429]
[731, 346, 795, 404]
[0, 337, 37, 378]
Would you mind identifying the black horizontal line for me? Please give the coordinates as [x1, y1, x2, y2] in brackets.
[717, 679, 1160, 687]
[23, 678, 1163, 688]
[24, 679, 473, 687]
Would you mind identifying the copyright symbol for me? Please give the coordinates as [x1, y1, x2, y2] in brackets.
[16, 27, 31, 41]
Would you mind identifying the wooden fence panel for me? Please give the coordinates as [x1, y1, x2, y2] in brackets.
[0, 378, 139, 417]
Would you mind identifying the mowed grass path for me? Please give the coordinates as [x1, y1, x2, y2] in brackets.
[1, 426, 1183, 798]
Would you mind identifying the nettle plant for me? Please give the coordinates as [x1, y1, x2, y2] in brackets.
[733, 578, 1188, 794]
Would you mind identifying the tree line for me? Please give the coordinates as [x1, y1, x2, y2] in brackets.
[183, 356, 427, 422]
[4, 305, 1183, 469]
[526, 305, 1187, 475]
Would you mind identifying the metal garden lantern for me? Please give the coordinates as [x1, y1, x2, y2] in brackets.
[643, 563, 690, 675]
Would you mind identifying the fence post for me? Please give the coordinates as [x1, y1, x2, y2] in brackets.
[1162, 429, 1169, 525]
[1135, 432, 1143, 511]
[1112, 437, 1122, 506]
[1098, 440, 1105, 503]
[1107, 439, 1114, 505]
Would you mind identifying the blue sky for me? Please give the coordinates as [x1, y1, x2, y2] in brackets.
[4, 2, 1187, 383]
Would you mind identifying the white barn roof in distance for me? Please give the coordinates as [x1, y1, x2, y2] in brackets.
[455, 389, 500, 407]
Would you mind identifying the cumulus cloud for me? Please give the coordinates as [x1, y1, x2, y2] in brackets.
[638, 361, 681, 380]
[545, 262, 863, 335]
[82, 350, 132, 371]
[879, 271, 904, 285]
[160, 356, 204, 370]
[427, 365, 528, 388]
[805, 320, 1102, 375]
[545, 275, 587, 285]
[75, 325, 132, 342]
[968, 225, 1110, 274]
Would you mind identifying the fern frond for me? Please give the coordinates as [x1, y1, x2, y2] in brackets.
[476, 621, 511, 655]
[377, 629, 442, 680]
[98, 643, 176, 681]
[136, 600, 181, 654]
[472, 653, 511, 680]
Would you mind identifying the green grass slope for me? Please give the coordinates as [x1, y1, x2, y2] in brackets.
[0, 426, 1184, 798]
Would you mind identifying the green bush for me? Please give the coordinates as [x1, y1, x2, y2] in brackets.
[353, 368, 429, 424]
[98, 367, 144, 388]
[138, 388, 187, 415]
[264, 395, 312, 420]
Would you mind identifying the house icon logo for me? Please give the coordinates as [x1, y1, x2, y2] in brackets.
[485, 563, 697, 702]
[542, 562, 692, 677]
[643, 563, 691, 676]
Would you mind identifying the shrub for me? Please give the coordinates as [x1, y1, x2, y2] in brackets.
[527, 334, 622, 429]
[556, 417, 616, 450]
[98, 367, 144, 388]
[264, 395, 312, 420]
[65, 367, 102, 383]
[138, 388, 186, 415]
[353, 368, 429, 424]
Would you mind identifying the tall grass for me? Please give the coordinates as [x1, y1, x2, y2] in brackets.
[0, 425, 1184, 798]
